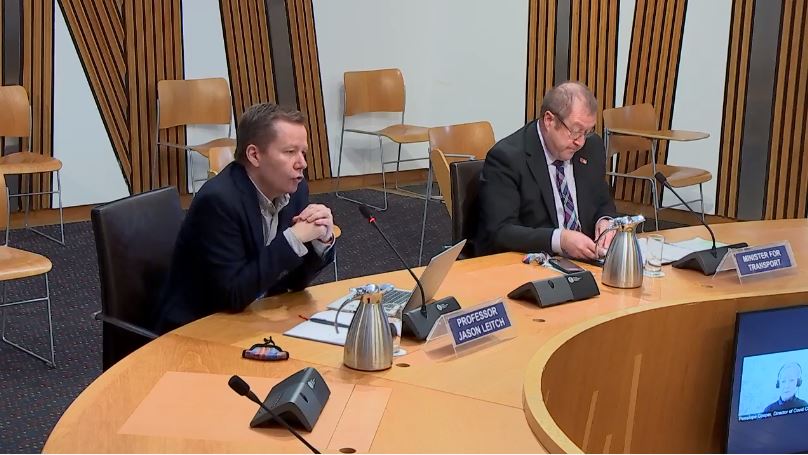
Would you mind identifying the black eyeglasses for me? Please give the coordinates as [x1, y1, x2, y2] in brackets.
[550, 111, 596, 141]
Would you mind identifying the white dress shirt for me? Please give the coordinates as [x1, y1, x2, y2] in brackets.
[537, 123, 579, 254]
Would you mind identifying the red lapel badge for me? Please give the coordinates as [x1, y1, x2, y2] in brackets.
[579, 157, 588, 165]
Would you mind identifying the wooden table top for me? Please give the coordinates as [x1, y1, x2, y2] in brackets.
[608, 127, 709, 142]
[43, 219, 808, 453]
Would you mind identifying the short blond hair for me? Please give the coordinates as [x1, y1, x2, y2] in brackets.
[235, 103, 306, 162]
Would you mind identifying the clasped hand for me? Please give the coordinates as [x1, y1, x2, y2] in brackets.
[291, 204, 333, 243]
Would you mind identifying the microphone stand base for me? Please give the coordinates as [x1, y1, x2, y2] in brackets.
[402, 296, 461, 340]
[672, 242, 748, 275]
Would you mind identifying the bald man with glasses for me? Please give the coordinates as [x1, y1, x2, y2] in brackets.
[477, 81, 617, 260]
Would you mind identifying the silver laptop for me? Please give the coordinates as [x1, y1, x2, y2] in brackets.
[328, 239, 467, 314]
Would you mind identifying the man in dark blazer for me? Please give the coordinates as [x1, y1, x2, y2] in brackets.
[155, 103, 335, 333]
[477, 81, 617, 259]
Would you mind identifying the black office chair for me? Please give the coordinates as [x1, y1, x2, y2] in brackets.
[91, 187, 184, 370]
[450, 160, 484, 259]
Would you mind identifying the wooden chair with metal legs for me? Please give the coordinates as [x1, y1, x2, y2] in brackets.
[0, 173, 55, 367]
[0, 85, 65, 245]
[335, 68, 429, 211]
[155, 78, 235, 193]
[418, 121, 495, 264]
[603, 104, 711, 231]
[206, 146, 236, 179]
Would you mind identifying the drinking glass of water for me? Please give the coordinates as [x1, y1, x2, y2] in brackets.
[643, 234, 665, 277]
[388, 305, 407, 356]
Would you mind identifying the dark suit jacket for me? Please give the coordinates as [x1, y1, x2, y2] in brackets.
[154, 162, 335, 333]
[477, 120, 616, 255]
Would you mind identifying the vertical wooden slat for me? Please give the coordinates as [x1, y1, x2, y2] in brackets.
[614, 0, 687, 207]
[606, 0, 618, 112]
[716, 0, 739, 217]
[765, 0, 791, 219]
[561, 0, 617, 176]
[220, 0, 276, 124]
[570, 0, 579, 80]
[124, 0, 184, 193]
[764, 0, 808, 220]
[173, 1, 187, 193]
[20, 0, 54, 209]
[60, 0, 131, 186]
[285, 0, 330, 180]
[776, 0, 801, 218]
[546, 0, 556, 89]
[796, 9, 808, 218]
[243, 1, 259, 106]
[525, 0, 557, 122]
[526, 0, 538, 121]
[43, 0, 54, 208]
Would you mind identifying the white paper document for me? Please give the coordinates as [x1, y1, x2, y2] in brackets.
[669, 236, 727, 252]
[637, 238, 694, 264]
[637, 236, 729, 265]
[283, 310, 354, 346]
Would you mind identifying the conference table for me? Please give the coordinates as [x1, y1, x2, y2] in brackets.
[44, 219, 808, 453]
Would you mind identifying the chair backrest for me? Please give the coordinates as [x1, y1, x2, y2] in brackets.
[91, 187, 184, 369]
[343, 68, 406, 116]
[602, 103, 657, 159]
[428, 121, 496, 161]
[450, 159, 484, 259]
[207, 146, 235, 178]
[0, 173, 9, 241]
[157, 78, 232, 129]
[0, 85, 31, 138]
[430, 149, 453, 215]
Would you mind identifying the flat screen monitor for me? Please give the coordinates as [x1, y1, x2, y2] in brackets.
[727, 305, 808, 453]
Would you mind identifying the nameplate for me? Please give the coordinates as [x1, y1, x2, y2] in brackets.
[446, 301, 512, 347]
[733, 241, 795, 278]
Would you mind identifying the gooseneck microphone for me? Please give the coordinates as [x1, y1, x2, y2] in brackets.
[358, 206, 461, 340]
[653, 172, 747, 275]
[359, 206, 427, 316]
[228, 375, 320, 454]
[654, 172, 717, 255]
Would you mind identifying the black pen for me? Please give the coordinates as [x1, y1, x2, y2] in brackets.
[307, 316, 351, 329]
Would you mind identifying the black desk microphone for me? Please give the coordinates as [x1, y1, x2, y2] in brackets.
[358, 206, 460, 340]
[359, 206, 427, 316]
[654, 172, 747, 275]
[228, 375, 320, 454]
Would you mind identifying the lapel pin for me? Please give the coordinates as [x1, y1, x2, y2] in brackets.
[579, 157, 588, 165]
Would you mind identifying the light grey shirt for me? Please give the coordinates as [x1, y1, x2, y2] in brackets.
[249, 177, 332, 258]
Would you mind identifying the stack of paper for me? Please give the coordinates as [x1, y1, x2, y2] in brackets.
[283, 310, 354, 346]
[637, 236, 727, 265]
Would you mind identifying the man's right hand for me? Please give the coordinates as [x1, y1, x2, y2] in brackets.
[290, 220, 327, 243]
[560, 230, 599, 260]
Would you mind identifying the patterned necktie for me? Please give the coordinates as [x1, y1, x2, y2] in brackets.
[552, 160, 581, 231]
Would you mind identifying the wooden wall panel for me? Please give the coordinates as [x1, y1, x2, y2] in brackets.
[716, 0, 754, 218]
[287, 0, 330, 180]
[220, 0, 276, 119]
[21, 0, 54, 209]
[614, 0, 688, 206]
[124, 0, 185, 193]
[59, 0, 130, 184]
[525, 0, 557, 122]
[569, 0, 619, 133]
[765, 0, 808, 219]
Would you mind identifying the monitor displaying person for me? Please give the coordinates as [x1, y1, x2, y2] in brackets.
[728, 306, 808, 453]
